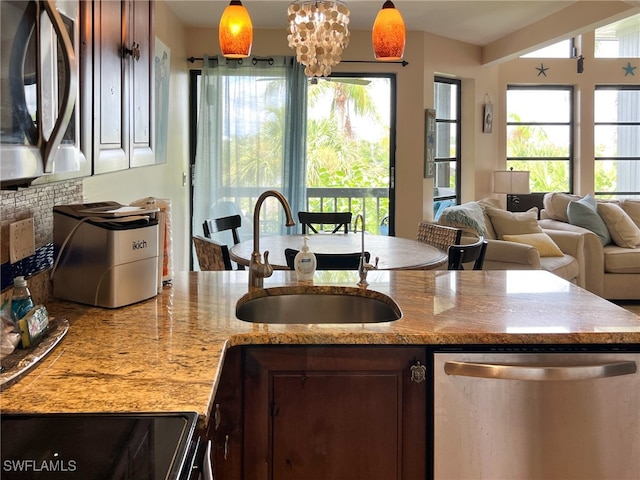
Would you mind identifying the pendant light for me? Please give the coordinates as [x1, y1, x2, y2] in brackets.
[219, 0, 253, 58]
[372, 0, 406, 61]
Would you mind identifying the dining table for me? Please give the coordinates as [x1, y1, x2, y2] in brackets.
[229, 233, 448, 270]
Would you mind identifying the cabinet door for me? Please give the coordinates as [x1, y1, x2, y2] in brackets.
[127, 0, 154, 168]
[244, 347, 427, 480]
[92, 0, 127, 174]
[90, 0, 154, 174]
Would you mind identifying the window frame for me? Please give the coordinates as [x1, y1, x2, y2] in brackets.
[433, 76, 461, 206]
[506, 84, 575, 193]
[594, 84, 640, 198]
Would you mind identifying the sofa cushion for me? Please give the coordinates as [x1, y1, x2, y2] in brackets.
[438, 202, 487, 237]
[603, 245, 640, 274]
[597, 202, 640, 248]
[543, 192, 582, 222]
[566, 194, 612, 245]
[503, 233, 564, 257]
[621, 199, 640, 228]
[485, 207, 542, 239]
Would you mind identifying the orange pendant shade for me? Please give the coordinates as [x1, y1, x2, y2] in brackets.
[372, 0, 406, 61]
[219, 0, 253, 58]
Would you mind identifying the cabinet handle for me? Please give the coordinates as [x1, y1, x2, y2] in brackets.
[224, 434, 229, 460]
[444, 360, 637, 381]
[122, 42, 141, 61]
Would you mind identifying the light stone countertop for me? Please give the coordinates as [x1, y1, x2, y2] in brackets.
[2, 270, 639, 427]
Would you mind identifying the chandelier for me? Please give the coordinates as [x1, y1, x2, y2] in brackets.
[287, 0, 351, 77]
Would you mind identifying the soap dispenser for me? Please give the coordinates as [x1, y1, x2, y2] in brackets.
[294, 236, 317, 282]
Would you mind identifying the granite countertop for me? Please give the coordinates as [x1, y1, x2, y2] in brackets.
[2, 270, 639, 426]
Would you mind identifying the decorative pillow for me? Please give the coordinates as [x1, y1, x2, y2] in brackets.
[597, 202, 640, 248]
[502, 233, 564, 257]
[476, 198, 502, 240]
[566, 194, 611, 245]
[543, 192, 581, 222]
[485, 207, 542, 239]
[437, 203, 487, 237]
[621, 200, 640, 228]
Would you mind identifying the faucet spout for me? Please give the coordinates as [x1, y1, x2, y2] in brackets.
[354, 214, 378, 287]
[250, 190, 295, 289]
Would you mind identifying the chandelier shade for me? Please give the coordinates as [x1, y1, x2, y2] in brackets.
[219, 0, 253, 58]
[372, 0, 406, 61]
[287, 0, 351, 77]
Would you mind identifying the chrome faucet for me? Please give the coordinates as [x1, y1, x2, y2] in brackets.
[353, 214, 379, 287]
[249, 190, 295, 289]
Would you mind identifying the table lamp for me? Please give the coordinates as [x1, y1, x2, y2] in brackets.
[493, 167, 530, 210]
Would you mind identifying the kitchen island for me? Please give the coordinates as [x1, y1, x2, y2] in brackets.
[2, 270, 640, 424]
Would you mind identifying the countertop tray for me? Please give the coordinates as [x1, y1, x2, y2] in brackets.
[1, 317, 69, 390]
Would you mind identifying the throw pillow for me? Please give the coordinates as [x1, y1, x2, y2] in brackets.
[437, 202, 487, 237]
[542, 192, 582, 222]
[476, 198, 502, 240]
[485, 207, 542, 239]
[566, 194, 612, 245]
[597, 202, 640, 248]
[622, 200, 640, 228]
[502, 233, 564, 257]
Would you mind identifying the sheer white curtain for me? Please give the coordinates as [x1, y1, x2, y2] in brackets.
[192, 55, 307, 253]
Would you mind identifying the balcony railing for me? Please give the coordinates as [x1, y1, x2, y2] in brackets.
[214, 187, 390, 238]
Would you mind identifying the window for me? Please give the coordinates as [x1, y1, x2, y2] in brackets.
[433, 77, 460, 217]
[521, 39, 574, 58]
[506, 86, 574, 192]
[594, 86, 640, 199]
[595, 13, 640, 58]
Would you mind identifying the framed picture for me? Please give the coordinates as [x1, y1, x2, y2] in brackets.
[424, 108, 436, 178]
[483, 102, 493, 133]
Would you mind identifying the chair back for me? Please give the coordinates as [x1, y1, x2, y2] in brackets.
[284, 248, 370, 270]
[298, 211, 353, 234]
[193, 235, 233, 271]
[417, 222, 462, 252]
[447, 237, 488, 271]
[202, 214, 244, 270]
[203, 214, 242, 244]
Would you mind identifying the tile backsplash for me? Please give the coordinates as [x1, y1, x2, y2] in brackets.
[1, 179, 83, 304]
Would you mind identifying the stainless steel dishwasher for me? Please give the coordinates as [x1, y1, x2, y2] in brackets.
[433, 349, 640, 480]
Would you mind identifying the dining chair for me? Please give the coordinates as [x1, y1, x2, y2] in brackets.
[202, 214, 244, 270]
[298, 211, 353, 234]
[416, 222, 462, 252]
[193, 235, 233, 271]
[284, 248, 370, 270]
[447, 237, 488, 270]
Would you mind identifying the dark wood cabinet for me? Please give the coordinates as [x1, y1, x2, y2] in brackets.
[244, 346, 427, 480]
[84, 0, 154, 174]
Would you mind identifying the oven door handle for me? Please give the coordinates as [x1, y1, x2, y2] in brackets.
[444, 360, 637, 381]
[41, 0, 77, 173]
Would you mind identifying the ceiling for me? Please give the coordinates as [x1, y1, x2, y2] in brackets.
[166, 0, 601, 47]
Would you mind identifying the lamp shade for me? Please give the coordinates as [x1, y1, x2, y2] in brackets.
[219, 0, 253, 58]
[372, 0, 406, 61]
[493, 169, 531, 194]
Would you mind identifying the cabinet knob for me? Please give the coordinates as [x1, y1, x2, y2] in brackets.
[122, 42, 140, 61]
[410, 361, 427, 383]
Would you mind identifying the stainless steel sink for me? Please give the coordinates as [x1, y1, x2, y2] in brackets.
[236, 286, 402, 324]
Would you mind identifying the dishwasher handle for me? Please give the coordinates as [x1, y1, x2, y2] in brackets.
[444, 360, 637, 381]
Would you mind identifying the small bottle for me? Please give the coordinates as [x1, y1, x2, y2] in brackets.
[294, 236, 317, 282]
[11, 276, 35, 323]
